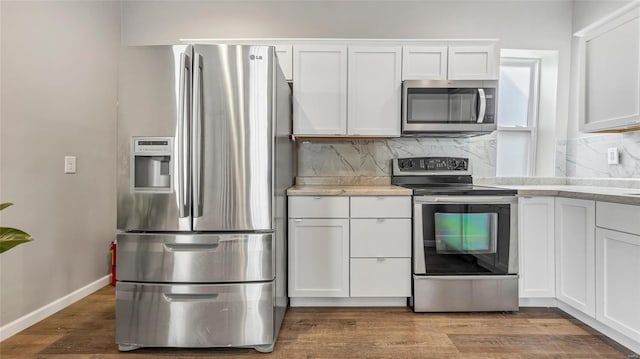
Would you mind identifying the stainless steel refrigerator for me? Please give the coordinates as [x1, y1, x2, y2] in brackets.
[115, 44, 294, 353]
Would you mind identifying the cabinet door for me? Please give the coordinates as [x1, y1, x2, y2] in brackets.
[518, 197, 555, 298]
[555, 198, 596, 317]
[580, 9, 640, 132]
[275, 45, 293, 81]
[402, 46, 448, 80]
[596, 228, 640, 342]
[448, 45, 498, 80]
[293, 45, 347, 136]
[288, 218, 349, 297]
[347, 46, 402, 136]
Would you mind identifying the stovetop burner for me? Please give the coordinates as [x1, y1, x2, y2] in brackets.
[391, 157, 517, 196]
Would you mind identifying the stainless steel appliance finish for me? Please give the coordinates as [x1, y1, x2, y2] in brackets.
[391, 157, 519, 312]
[116, 44, 293, 353]
[402, 80, 498, 137]
[117, 233, 273, 283]
[116, 282, 274, 348]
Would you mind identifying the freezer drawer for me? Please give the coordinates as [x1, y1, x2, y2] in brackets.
[117, 233, 273, 283]
[116, 282, 274, 348]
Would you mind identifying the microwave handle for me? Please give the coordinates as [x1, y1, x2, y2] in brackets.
[476, 88, 486, 123]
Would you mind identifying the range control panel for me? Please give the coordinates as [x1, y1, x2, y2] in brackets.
[396, 157, 468, 171]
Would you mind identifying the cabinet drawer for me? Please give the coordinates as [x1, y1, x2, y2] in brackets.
[350, 218, 411, 257]
[596, 201, 640, 235]
[289, 196, 349, 218]
[350, 196, 411, 218]
[117, 233, 272, 283]
[116, 282, 273, 347]
[350, 258, 411, 297]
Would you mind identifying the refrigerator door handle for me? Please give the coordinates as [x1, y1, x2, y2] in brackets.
[177, 51, 191, 218]
[192, 52, 204, 218]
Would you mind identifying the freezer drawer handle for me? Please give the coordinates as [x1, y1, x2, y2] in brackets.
[163, 293, 219, 302]
[163, 243, 219, 252]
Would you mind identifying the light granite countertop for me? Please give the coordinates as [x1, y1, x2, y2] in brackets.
[497, 185, 640, 206]
[286, 184, 412, 196]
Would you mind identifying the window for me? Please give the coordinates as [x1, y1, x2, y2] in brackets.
[496, 58, 540, 177]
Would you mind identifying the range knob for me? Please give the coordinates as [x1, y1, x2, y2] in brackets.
[407, 159, 415, 169]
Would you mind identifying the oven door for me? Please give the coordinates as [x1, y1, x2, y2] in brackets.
[413, 195, 518, 276]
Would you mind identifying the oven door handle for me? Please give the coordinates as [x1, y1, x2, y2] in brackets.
[414, 196, 517, 204]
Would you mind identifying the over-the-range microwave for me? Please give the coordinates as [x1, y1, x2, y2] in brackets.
[402, 80, 498, 137]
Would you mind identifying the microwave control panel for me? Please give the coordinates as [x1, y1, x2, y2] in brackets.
[397, 157, 468, 171]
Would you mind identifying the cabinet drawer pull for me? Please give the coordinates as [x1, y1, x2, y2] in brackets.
[294, 219, 303, 222]
[376, 257, 386, 262]
[376, 218, 385, 222]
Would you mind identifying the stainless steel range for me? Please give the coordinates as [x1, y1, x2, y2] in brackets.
[391, 157, 519, 312]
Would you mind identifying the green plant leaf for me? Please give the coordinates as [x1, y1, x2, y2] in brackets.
[0, 203, 14, 211]
[0, 227, 33, 253]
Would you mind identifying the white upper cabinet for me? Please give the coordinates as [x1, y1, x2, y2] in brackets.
[293, 45, 348, 136]
[579, 5, 640, 132]
[347, 46, 402, 136]
[402, 46, 448, 80]
[274, 45, 293, 81]
[448, 45, 498, 80]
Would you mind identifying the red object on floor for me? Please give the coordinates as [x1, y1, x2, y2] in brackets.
[110, 241, 117, 286]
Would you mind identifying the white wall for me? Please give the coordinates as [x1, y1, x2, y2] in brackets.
[0, 1, 120, 328]
[122, 0, 574, 177]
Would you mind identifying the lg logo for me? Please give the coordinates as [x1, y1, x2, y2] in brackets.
[249, 55, 263, 60]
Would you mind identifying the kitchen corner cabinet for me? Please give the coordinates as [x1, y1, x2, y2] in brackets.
[293, 45, 401, 137]
[578, 5, 640, 132]
[402, 44, 498, 80]
[288, 195, 411, 303]
[555, 197, 596, 317]
[518, 196, 555, 298]
[595, 202, 640, 343]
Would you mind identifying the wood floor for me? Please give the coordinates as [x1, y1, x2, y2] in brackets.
[0, 286, 636, 358]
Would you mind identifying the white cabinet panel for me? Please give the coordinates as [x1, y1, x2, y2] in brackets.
[288, 196, 349, 218]
[350, 218, 411, 258]
[518, 197, 556, 298]
[293, 45, 347, 135]
[347, 46, 402, 136]
[275, 45, 293, 81]
[402, 46, 448, 80]
[288, 218, 349, 297]
[350, 258, 411, 297]
[580, 8, 640, 132]
[448, 45, 498, 80]
[350, 196, 411, 218]
[596, 228, 640, 343]
[596, 201, 640, 236]
[555, 198, 596, 317]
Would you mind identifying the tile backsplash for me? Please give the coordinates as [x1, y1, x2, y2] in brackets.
[558, 131, 640, 178]
[296, 133, 497, 177]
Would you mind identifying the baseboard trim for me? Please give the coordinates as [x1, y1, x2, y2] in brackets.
[519, 297, 558, 307]
[557, 301, 640, 355]
[0, 275, 110, 341]
[290, 297, 408, 307]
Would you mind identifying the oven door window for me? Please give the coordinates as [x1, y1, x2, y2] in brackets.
[420, 203, 511, 275]
[434, 213, 497, 254]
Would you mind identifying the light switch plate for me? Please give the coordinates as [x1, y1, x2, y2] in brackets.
[64, 156, 76, 174]
[607, 148, 619, 165]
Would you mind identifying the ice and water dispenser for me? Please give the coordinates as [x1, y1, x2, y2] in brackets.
[131, 137, 173, 192]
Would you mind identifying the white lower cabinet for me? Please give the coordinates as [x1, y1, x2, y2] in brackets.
[555, 197, 596, 317]
[288, 195, 411, 305]
[518, 196, 555, 298]
[596, 227, 640, 343]
[288, 218, 350, 297]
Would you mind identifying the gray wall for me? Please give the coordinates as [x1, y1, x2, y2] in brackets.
[122, 0, 574, 177]
[0, 1, 120, 326]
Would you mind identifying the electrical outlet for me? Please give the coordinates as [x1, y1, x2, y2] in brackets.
[64, 156, 77, 174]
[607, 148, 619, 165]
